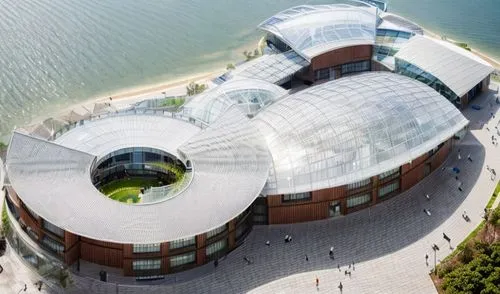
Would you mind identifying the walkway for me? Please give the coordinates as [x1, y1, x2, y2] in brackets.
[1, 83, 499, 294]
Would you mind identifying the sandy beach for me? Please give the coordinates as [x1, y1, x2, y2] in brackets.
[32, 26, 500, 129]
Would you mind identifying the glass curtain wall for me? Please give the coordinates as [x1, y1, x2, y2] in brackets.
[395, 59, 459, 105]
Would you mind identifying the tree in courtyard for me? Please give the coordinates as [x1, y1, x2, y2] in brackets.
[226, 63, 235, 70]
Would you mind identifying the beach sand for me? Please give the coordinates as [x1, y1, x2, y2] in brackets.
[34, 27, 500, 128]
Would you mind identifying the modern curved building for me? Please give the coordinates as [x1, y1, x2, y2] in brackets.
[1, 1, 492, 279]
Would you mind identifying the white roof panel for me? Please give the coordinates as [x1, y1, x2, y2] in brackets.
[6, 110, 270, 243]
[229, 51, 309, 85]
[395, 35, 494, 97]
[259, 5, 378, 60]
[183, 78, 287, 125]
[253, 72, 469, 195]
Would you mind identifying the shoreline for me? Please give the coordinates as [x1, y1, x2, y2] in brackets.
[422, 27, 500, 70]
[15, 25, 500, 139]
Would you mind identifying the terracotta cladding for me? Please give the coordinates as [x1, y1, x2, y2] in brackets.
[80, 241, 123, 268]
[268, 139, 452, 224]
[311, 45, 372, 71]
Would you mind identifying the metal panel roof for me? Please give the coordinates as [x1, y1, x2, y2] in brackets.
[253, 72, 469, 195]
[258, 4, 378, 60]
[378, 12, 423, 35]
[6, 110, 270, 244]
[228, 51, 309, 85]
[395, 35, 494, 97]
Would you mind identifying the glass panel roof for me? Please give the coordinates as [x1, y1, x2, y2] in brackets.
[252, 72, 469, 195]
[259, 4, 378, 60]
[227, 50, 309, 85]
[183, 78, 287, 125]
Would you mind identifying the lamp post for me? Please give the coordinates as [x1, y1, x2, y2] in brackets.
[432, 244, 440, 275]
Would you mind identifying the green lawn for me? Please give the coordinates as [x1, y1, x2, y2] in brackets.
[100, 178, 164, 203]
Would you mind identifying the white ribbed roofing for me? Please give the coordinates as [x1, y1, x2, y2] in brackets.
[378, 12, 423, 35]
[395, 35, 494, 97]
[0, 157, 4, 188]
[228, 51, 309, 85]
[183, 78, 287, 125]
[253, 72, 469, 195]
[54, 114, 200, 161]
[259, 4, 378, 60]
[6, 110, 270, 243]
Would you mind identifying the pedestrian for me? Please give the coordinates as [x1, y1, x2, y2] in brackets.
[339, 282, 343, 292]
[348, 271, 351, 278]
[306, 254, 309, 261]
[316, 277, 319, 288]
[265, 240, 270, 246]
[337, 264, 340, 271]
[458, 186, 463, 192]
[214, 259, 218, 268]
[467, 154, 472, 162]
[345, 270, 348, 276]
[288, 235, 292, 242]
[425, 254, 429, 264]
[329, 246, 334, 257]
[285, 235, 289, 243]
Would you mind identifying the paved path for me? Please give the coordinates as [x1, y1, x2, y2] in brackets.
[1, 84, 499, 294]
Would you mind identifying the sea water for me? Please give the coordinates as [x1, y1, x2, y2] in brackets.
[0, 0, 498, 141]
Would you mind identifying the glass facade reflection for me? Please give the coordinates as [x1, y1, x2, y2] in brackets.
[395, 58, 460, 105]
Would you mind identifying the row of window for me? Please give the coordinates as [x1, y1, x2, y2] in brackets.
[379, 181, 400, 198]
[42, 220, 64, 238]
[169, 237, 196, 250]
[133, 239, 229, 272]
[341, 60, 371, 75]
[41, 235, 64, 255]
[379, 167, 400, 181]
[133, 243, 161, 253]
[347, 178, 371, 190]
[282, 192, 312, 202]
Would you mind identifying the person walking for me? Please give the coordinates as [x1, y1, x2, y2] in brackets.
[339, 282, 343, 292]
[316, 277, 319, 288]
[425, 254, 429, 265]
[329, 246, 334, 259]
[305, 254, 309, 261]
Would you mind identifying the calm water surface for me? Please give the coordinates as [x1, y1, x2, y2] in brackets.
[0, 0, 499, 141]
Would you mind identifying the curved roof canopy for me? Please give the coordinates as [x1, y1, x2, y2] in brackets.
[258, 4, 378, 60]
[378, 12, 423, 35]
[395, 35, 494, 98]
[6, 111, 270, 243]
[253, 72, 469, 195]
[183, 78, 287, 125]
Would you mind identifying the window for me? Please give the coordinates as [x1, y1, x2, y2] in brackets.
[346, 194, 371, 208]
[170, 252, 195, 268]
[42, 219, 64, 238]
[379, 181, 400, 198]
[41, 236, 64, 255]
[282, 192, 312, 202]
[341, 60, 370, 75]
[206, 224, 227, 239]
[315, 68, 330, 81]
[133, 243, 161, 253]
[169, 237, 196, 250]
[347, 178, 371, 190]
[132, 259, 161, 271]
[379, 167, 400, 180]
[206, 239, 227, 258]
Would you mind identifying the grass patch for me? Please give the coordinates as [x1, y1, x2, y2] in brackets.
[159, 97, 185, 108]
[1, 201, 10, 236]
[100, 178, 164, 203]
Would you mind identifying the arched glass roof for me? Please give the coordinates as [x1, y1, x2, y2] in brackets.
[183, 78, 287, 125]
[258, 4, 378, 60]
[253, 72, 469, 195]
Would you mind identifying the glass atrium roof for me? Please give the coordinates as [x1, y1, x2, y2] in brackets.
[258, 4, 378, 60]
[227, 50, 309, 85]
[395, 35, 494, 97]
[183, 78, 287, 125]
[6, 109, 270, 243]
[378, 12, 423, 35]
[252, 72, 469, 195]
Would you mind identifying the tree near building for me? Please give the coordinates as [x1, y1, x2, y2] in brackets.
[186, 82, 207, 96]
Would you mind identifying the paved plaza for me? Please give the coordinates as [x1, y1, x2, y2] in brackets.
[1, 83, 499, 294]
